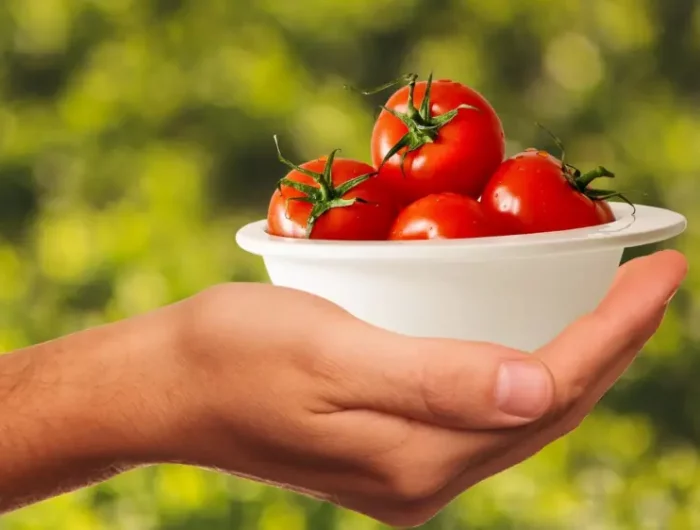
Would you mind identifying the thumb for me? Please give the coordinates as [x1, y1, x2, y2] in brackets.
[329, 329, 555, 430]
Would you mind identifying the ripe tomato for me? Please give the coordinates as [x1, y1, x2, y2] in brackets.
[480, 148, 619, 235]
[370, 74, 505, 204]
[595, 199, 616, 224]
[267, 139, 398, 240]
[389, 192, 501, 240]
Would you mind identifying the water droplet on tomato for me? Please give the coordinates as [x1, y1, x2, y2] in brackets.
[537, 150, 549, 158]
[525, 147, 537, 152]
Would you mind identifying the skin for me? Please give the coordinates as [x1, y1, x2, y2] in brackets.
[480, 150, 616, 234]
[389, 192, 500, 240]
[0, 251, 686, 527]
[267, 158, 398, 240]
[372, 79, 505, 204]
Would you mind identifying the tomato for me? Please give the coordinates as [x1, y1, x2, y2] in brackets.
[480, 148, 619, 235]
[370, 74, 505, 204]
[595, 199, 616, 224]
[267, 139, 398, 240]
[389, 192, 501, 240]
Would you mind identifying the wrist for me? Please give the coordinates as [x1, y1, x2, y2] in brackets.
[147, 282, 337, 470]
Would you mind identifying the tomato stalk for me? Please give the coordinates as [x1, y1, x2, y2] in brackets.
[273, 136, 376, 238]
[575, 166, 615, 190]
[569, 166, 633, 205]
[351, 73, 477, 175]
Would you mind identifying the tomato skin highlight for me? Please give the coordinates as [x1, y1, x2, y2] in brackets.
[267, 158, 399, 240]
[372, 79, 505, 204]
[480, 150, 616, 235]
[389, 192, 501, 240]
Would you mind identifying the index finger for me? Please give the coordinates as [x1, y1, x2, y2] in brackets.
[535, 249, 687, 404]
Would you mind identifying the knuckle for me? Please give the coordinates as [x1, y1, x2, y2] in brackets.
[548, 398, 573, 423]
[560, 380, 587, 409]
[377, 454, 449, 503]
[388, 475, 442, 504]
[550, 404, 586, 438]
[560, 403, 589, 436]
[420, 355, 466, 422]
[559, 414, 585, 438]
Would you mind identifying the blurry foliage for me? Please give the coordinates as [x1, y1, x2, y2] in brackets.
[0, 0, 699, 528]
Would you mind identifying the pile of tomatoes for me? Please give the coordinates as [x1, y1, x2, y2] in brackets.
[267, 74, 624, 241]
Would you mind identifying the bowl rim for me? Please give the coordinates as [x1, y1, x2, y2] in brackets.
[235, 203, 687, 261]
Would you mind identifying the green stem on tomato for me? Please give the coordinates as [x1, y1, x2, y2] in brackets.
[576, 166, 615, 191]
[273, 136, 376, 238]
[343, 73, 418, 96]
[353, 73, 478, 175]
[535, 122, 634, 212]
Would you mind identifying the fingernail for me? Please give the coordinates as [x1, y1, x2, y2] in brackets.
[496, 361, 553, 419]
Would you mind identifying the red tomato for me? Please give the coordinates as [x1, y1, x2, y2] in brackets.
[595, 199, 616, 224]
[371, 75, 505, 204]
[480, 149, 618, 234]
[267, 142, 398, 240]
[389, 192, 501, 240]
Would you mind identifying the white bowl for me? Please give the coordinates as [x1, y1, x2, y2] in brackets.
[236, 203, 686, 351]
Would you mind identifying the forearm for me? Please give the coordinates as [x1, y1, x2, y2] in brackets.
[0, 282, 357, 513]
[0, 305, 185, 512]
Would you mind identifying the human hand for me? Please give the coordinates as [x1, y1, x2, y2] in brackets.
[153, 250, 686, 527]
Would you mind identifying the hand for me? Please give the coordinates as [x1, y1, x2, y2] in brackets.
[155, 250, 686, 527]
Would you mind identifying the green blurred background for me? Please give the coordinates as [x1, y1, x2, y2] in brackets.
[0, 0, 699, 528]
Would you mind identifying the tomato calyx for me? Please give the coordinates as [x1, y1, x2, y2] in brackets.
[536, 123, 635, 210]
[562, 159, 632, 206]
[273, 136, 376, 238]
[353, 73, 478, 175]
